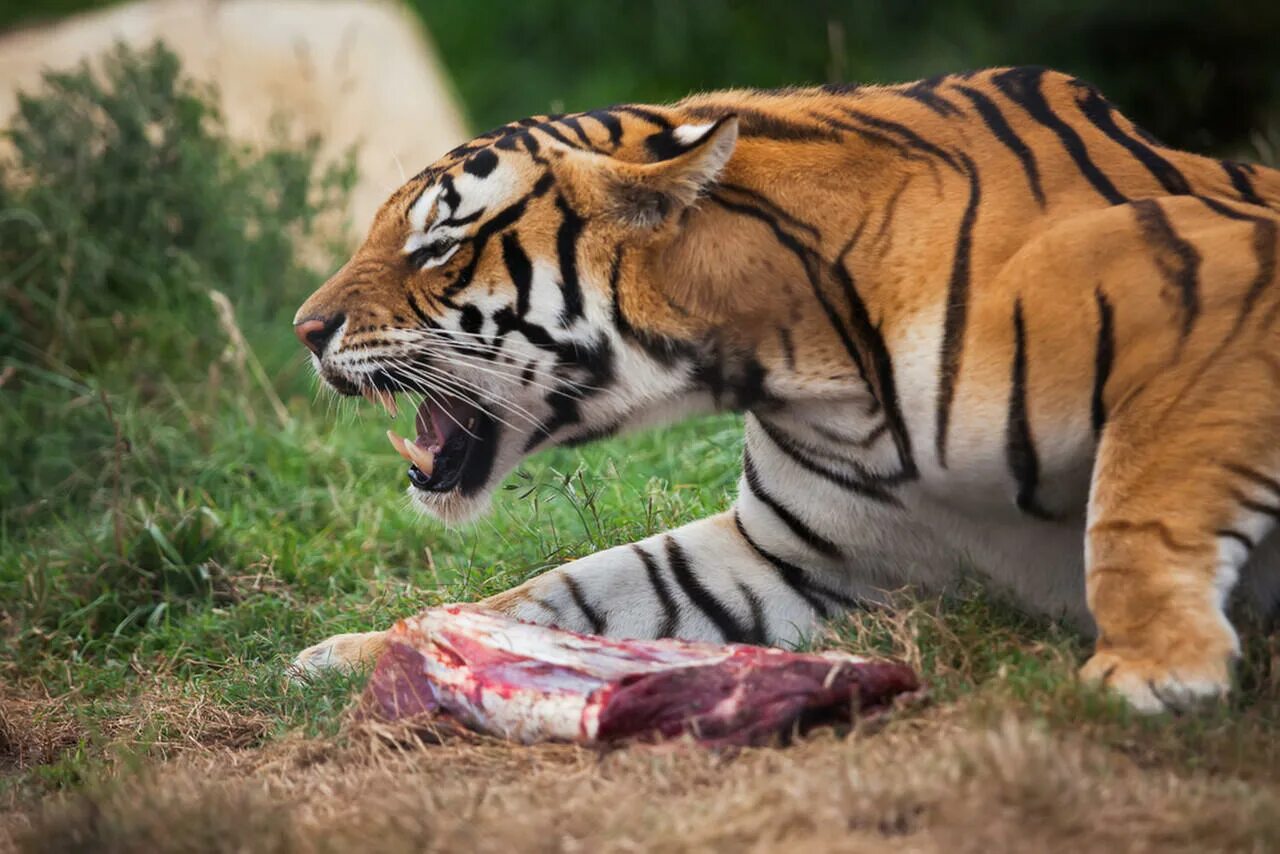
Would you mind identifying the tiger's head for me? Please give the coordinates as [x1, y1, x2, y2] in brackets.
[294, 110, 751, 522]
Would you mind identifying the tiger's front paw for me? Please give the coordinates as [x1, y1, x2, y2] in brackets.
[289, 630, 388, 682]
[1079, 648, 1233, 714]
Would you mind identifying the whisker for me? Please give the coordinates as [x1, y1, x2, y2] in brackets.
[401, 366, 543, 432]
[414, 351, 590, 401]
[350, 347, 584, 402]
[388, 357, 539, 433]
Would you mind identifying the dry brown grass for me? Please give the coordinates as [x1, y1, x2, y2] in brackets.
[3, 594, 1275, 853]
[1, 680, 271, 775]
[3, 709, 1278, 854]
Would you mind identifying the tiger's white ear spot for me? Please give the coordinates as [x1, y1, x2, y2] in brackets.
[673, 122, 716, 146]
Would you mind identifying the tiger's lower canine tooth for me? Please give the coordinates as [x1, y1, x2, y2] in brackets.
[407, 442, 435, 476]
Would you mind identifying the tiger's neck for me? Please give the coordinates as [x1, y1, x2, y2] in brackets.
[633, 139, 943, 410]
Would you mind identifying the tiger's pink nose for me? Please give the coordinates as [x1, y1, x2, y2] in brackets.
[294, 313, 344, 355]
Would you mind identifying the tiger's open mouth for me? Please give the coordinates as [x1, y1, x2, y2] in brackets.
[364, 385, 499, 495]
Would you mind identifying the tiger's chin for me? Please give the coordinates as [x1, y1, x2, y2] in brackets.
[406, 484, 496, 526]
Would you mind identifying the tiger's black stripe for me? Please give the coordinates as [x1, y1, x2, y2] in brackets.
[871, 175, 913, 258]
[1132, 199, 1201, 342]
[561, 574, 606, 635]
[1193, 195, 1277, 332]
[811, 421, 888, 448]
[442, 173, 555, 299]
[935, 153, 981, 468]
[708, 194, 872, 395]
[1244, 217, 1278, 325]
[831, 235, 918, 480]
[742, 451, 842, 557]
[1231, 490, 1280, 521]
[894, 80, 964, 118]
[1006, 300, 1051, 519]
[1221, 161, 1265, 207]
[553, 195, 586, 322]
[954, 84, 1045, 207]
[531, 119, 579, 150]
[1224, 462, 1280, 501]
[405, 290, 433, 327]
[1072, 82, 1191, 196]
[555, 114, 595, 147]
[1216, 528, 1255, 551]
[777, 326, 796, 371]
[993, 67, 1127, 206]
[584, 110, 624, 147]
[530, 597, 565, 622]
[631, 544, 679, 637]
[501, 233, 533, 317]
[607, 250, 697, 366]
[716, 183, 822, 241]
[663, 535, 751, 642]
[754, 416, 903, 505]
[614, 104, 674, 130]
[840, 107, 962, 172]
[736, 582, 769, 644]
[812, 109, 930, 166]
[462, 148, 498, 178]
[521, 339, 616, 452]
[684, 104, 840, 142]
[734, 511, 861, 616]
[1091, 288, 1115, 435]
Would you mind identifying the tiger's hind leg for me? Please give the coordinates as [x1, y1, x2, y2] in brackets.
[1081, 349, 1280, 712]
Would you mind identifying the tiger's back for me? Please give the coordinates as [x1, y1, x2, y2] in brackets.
[290, 67, 1280, 713]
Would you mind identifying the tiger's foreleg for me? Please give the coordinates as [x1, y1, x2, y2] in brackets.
[1080, 357, 1280, 712]
[484, 510, 852, 645]
[290, 509, 853, 679]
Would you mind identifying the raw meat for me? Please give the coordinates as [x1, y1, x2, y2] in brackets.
[360, 606, 921, 747]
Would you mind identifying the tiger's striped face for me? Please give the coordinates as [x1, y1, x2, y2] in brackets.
[294, 114, 741, 522]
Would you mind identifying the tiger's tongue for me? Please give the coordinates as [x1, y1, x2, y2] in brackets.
[418, 398, 479, 449]
[415, 403, 445, 453]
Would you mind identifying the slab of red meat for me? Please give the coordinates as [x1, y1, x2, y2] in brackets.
[359, 606, 921, 747]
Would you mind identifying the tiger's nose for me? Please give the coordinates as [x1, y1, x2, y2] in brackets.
[294, 313, 345, 355]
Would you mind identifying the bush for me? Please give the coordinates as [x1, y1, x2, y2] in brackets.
[0, 43, 354, 658]
[0, 41, 353, 513]
[0, 41, 353, 365]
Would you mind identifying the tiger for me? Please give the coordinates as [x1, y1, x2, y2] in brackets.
[289, 66, 1280, 713]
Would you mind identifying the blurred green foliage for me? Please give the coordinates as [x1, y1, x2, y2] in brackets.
[0, 42, 353, 517]
[0, 42, 353, 366]
[3, 2, 1276, 154]
[411, 0, 1280, 154]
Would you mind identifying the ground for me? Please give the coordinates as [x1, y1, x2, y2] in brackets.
[2, 405, 1278, 852]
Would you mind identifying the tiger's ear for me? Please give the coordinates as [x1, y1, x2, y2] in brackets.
[576, 115, 739, 229]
